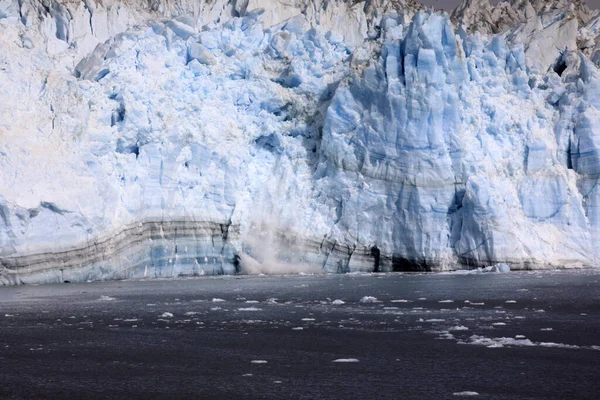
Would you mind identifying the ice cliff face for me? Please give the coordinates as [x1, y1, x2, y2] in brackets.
[452, 0, 592, 35]
[1, 0, 600, 284]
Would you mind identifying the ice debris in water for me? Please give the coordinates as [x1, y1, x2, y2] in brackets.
[250, 360, 268, 364]
[332, 358, 359, 363]
[332, 299, 345, 305]
[448, 326, 469, 331]
[494, 264, 511, 273]
[160, 312, 174, 318]
[462, 265, 511, 274]
[453, 392, 479, 397]
[460, 335, 596, 350]
[99, 296, 116, 301]
[359, 296, 379, 304]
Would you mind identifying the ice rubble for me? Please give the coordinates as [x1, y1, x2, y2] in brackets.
[1, 0, 600, 284]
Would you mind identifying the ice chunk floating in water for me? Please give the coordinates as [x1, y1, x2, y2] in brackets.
[1, 0, 600, 284]
[359, 297, 379, 304]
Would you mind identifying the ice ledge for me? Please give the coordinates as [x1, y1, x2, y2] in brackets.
[0, 220, 238, 285]
[0, 218, 592, 285]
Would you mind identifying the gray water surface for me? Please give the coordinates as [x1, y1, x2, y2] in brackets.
[0, 270, 599, 399]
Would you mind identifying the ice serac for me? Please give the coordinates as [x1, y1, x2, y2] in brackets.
[2, 0, 600, 284]
[452, 0, 591, 35]
[319, 7, 600, 270]
[315, 13, 468, 271]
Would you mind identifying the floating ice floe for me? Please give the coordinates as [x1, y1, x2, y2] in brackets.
[359, 296, 379, 304]
[460, 335, 600, 351]
[448, 326, 469, 331]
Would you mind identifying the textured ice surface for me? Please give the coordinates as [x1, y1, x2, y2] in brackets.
[1, 0, 600, 284]
[315, 5, 600, 272]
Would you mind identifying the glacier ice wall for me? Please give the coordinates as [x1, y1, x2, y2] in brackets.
[1, 0, 600, 284]
[316, 11, 597, 271]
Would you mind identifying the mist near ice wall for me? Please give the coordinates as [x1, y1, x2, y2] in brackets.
[238, 217, 323, 275]
[237, 162, 323, 275]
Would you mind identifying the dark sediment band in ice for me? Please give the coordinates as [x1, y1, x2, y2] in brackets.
[0, 220, 239, 285]
[0, 219, 376, 285]
[1, 217, 575, 285]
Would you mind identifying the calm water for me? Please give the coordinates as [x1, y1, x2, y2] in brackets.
[0, 270, 599, 399]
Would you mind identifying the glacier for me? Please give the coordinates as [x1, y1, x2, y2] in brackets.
[1, 0, 600, 284]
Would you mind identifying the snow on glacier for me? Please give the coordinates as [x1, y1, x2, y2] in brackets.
[1, 0, 600, 284]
